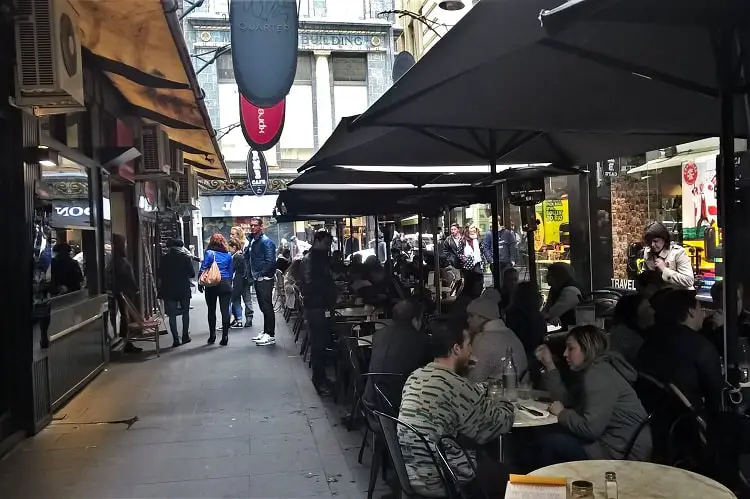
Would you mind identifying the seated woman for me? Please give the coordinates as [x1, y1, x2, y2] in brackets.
[283, 259, 302, 310]
[505, 281, 547, 387]
[532, 326, 651, 467]
[542, 262, 582, 329]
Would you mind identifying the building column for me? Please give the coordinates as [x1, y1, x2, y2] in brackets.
[314, 50, 333, 144]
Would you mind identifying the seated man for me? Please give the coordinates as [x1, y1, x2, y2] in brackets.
[399, 320, 514, 497]
[363, 300, 429, 409]
[638, 289, 724, 413]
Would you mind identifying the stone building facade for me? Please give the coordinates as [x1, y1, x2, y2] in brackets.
[610, 176, 650, 279]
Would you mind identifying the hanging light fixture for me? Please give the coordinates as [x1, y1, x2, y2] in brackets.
[438, 0, 465, 11]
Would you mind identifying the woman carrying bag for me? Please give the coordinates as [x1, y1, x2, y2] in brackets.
[199, 234, 233, 345]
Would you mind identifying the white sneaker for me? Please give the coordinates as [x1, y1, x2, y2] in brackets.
[251, 332, 264, 342]
[255, 334, 276, 346]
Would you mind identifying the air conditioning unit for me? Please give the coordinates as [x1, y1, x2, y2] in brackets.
[170, 143, 185, 175]
[136, 124, 171, 179]
[14, 0, 85, 115]
[176, 166, 199, 209]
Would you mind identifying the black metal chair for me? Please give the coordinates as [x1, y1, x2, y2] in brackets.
[435, 435, 488, 499]
[373, 410, 458, 499]
[343, 336, 372, 430]
[358, 373, 406, 462]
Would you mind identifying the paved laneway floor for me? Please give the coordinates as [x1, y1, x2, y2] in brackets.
[0, 296, 389, 498]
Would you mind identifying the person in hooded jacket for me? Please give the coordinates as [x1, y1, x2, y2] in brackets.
[642, 221, 694, 289]
[466, 296, 527, 383]
[158, 238, 195, 347]
[532, 326, 652, 468]
[543, 262, 582, 329]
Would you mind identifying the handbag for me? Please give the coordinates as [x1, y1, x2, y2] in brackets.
[199, 250, 221, 287]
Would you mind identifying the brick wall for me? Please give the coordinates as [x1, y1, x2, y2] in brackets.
[611, 176, 649, 278]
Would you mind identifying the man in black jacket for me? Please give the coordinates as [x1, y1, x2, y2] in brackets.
[440, 223, 464, 269]
[158, 238, 195, 347]
[638, 289, 724, 413]
[301, 230, 338, 396]
[363, 300, 429, 409]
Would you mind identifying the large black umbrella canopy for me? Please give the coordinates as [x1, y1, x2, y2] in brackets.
[275, 185, 495, 218]
[290, 164, 582, 187]
[298, 116, 696, 171]
[351, 0, 749, 141]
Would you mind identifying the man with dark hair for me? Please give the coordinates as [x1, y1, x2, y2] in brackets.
[441, 223, 464, 268]
[158, 238, 195, 347]
[399, 321, 514, 498]
[637, 289, 724, 412]
[483, 216, 518, 278]
[300, 230, 337, 396]
[635, 269, 666, 298]
[363, 300, 429, 408]
[246, 217, 277, 346]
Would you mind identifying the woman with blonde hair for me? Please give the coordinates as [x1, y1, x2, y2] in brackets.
[461, 224, 484, 292]
[229, 226, 254, 327]
[531, 326, 651, 467]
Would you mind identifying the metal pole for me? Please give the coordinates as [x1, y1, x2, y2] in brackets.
[489, 135, 501, 290]
[349, 216, 354, 257]
[717, 28, 739, 381]
[432, 217, 441, 312]
[418, 212, 424, 296]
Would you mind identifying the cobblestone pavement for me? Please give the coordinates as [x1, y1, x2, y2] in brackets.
[0, 296, 390, 499]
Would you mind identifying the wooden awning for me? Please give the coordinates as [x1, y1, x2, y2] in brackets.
[71, 0, 227, 179]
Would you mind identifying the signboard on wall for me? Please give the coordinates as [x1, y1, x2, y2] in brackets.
[240, 95, 285, 151]
[247, 149, 269, 196]
[230, 0, 299, 107]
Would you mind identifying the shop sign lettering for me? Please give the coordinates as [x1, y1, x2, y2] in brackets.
[545, 201, 565, 222]
[55, 206, 90, 217]
[298, 34, 377, 51]
[610, 278, 636, 290]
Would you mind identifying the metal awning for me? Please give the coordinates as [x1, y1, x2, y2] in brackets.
[72, 0, 227, 179]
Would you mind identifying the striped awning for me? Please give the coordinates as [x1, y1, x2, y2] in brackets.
[71, 0, 227, 179]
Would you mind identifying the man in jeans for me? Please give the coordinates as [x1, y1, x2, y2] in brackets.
[245, 217, 277, 346]
[482, 216, 518, 282]
[300, 231, 337, 396]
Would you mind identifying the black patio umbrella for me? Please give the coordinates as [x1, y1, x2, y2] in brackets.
[290, 164, 581, 188]
[536, 0, 750, 379]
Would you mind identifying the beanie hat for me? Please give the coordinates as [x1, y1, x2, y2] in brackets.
[467, 297, 500, 321]
[480, 287, 502, 304]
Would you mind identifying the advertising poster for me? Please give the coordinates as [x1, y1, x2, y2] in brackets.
[681, 157, 719, 281]
[534, 199, 570, 251]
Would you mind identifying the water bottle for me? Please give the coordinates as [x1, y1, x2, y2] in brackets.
[502, 346, 518, 402]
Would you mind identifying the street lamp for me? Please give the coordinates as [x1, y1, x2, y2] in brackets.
[438, 0, 465, 10]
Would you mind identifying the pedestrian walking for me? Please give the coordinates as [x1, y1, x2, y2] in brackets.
[199, 233, 233, 346]
[230, 226, 254, 326]
[245, 218, 277, 346]
[483, 216, 518, 283]
[300, 230, 337, 395]
[228, 238, 247, 329]
[158, 238, 195, 347]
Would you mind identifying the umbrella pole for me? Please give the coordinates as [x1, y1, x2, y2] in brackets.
[490, 135, 502, 290]
[418, 212, 424, 297]
[349, 217, 354, 257]
[433, 217, 441, 312]
[717, 29, 739, 385]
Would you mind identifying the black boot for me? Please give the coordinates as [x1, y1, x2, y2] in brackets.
[171, 334, 181, 348]
[219, 333, 229, 346]
[182, 333, 191, 345]
[207, 334, 216, 345]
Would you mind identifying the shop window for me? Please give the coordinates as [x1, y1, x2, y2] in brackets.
[295, 54, 313, 82]
[332, 54, 367, 83]
[217, 52, 234, 82]
[35, 157, 99, 298]
[201, 217, 293, 252]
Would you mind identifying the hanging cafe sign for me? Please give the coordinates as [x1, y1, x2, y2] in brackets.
[240, 94, 285, 151]
[247, 148, 269, 196]
[230, 0, 299, 107]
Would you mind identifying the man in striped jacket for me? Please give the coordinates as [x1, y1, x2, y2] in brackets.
[398, 321, 515, 497]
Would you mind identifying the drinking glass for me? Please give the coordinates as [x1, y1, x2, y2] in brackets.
[571, 480, 594, 499]
[487, 379, 503, 403]
[518, 380, 532, 400]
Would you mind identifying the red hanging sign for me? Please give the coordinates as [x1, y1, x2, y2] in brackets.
[240, 94, 285, 151]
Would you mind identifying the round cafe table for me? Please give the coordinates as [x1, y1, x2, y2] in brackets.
[531, 460, 736, 499]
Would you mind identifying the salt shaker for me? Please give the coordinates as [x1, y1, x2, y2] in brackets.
[605, 471, 618, 499]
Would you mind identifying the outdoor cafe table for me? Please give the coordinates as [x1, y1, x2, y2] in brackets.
[530, 460, 736, 499]
[513, 398, 557, 428]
